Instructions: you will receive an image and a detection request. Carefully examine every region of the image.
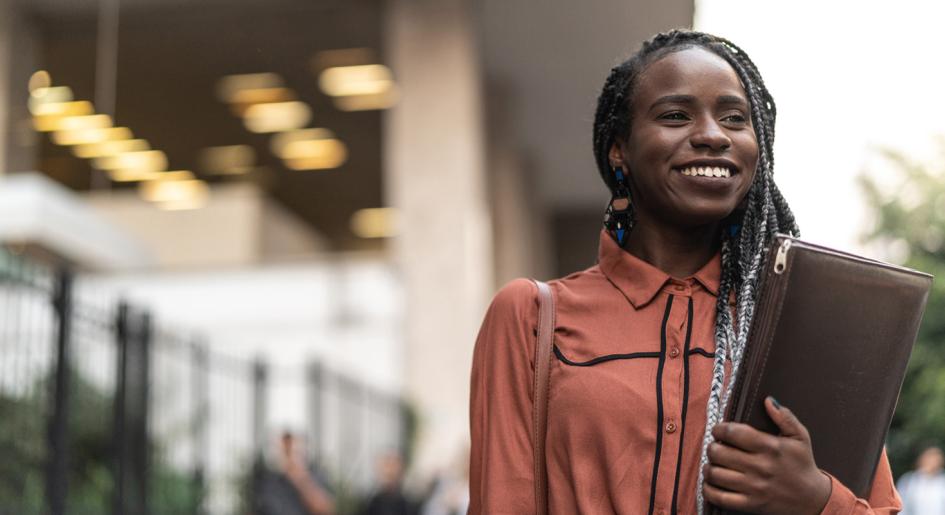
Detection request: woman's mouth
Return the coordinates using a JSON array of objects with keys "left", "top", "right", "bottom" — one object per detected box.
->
[{"left": 674, "top": 166, "right": 733, "bottom": 178}]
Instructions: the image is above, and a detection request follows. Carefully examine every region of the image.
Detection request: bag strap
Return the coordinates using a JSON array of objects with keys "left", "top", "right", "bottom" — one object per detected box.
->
[{"left": 532, "top": 279, "right": 555, "bottom": 515}]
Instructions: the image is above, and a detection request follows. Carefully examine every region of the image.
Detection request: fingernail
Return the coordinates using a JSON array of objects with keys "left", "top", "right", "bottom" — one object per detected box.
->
[{"left": 769, "top": 396, "right": 782, "bottom": 410}]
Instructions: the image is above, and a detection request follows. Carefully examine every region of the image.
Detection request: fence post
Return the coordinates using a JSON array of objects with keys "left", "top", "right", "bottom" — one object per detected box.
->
[
  {"left": 191, "top": 342, "right": 209, "bottom": 515},
  {"left": 46, "top": 268, "right": 73, "bottom": 515},
  {"left": 113, "top": 305, "right": 151, "bottom": 515},
  {"left": 251, "top": 358, "right": 269, "bottom": 460},
  {"left": 306, "top": 360, "right": 323, "bottom": 461}
]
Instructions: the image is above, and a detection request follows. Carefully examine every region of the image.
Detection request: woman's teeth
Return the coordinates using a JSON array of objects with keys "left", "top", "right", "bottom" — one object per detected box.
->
[{"left": 678, "top": 166, "right": 732, "bottom": 178}]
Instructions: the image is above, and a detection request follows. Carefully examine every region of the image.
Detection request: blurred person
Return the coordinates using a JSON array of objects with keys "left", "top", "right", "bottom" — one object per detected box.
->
[
  {"left": 360, "top": 451, "right": 418, "bottom": 515},
  {"left": 897, "top": 446, "right": 945, "bottom": 515},
  {"left": 255, "top": 431, "right": 336, "bottom": 515},
  {"left": 469, "top": 30, "right": 902, "bottom": 514}
]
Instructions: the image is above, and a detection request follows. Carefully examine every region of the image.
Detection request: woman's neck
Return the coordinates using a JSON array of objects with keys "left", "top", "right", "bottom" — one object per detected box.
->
[{"left": 625, "top": 217, "right": 721, "bottom": 279}]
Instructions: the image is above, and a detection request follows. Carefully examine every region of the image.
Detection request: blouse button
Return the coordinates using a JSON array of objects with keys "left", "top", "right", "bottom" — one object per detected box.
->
[
  {"left": 669, "top": 347, "right": 680, "bottom": 358},
  {"left": 665, "top": 421, "right": 677, "bottom": 434},
  {"left": 673, "top": 284, "right": 685, "bottom": 292}
]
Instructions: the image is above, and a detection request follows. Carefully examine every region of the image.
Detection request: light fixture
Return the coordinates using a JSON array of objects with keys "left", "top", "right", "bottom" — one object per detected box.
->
[
  {"left": 350, "top": 207, "right": 401, "bottom": 239},
  {"left": 333, "top": 88, "right": 400, "bottom": 112},
  {"left": 73, "top": 139, "right": 150, "bottom": 159},
  {"left": 28, "top": 86, "right": 74, "bottom": 114},
  {"left": 139, "top": 176, "right": 209, "bottom": 210},
  {"left": 318, "top": 64, "right": 393, "bottom": 97},
  {"left": 270, "top": 128, "right": 335, "bottom": 156},
  {"left": 28, "top": 70, "right": 52, "bottom": 93},
  {"left": 38, "top": 113, "right": 112, "bottom": 133},
  {"left": 94, "top": 150, "right": 168, "bottom": 173},
  {"left": 282, "top": 139, "right": 348, "bottom": 170},
  {"left": 242, "top": 101, "right": 312, "bottom": 133},
  {"left": 216, "top": 73, "right": 284, "bottom": 103},
  {"left": 31, "top": 100, "right": 94, "bottom": 118},
  {"left": 52, "top": 126, "right": 133, "bottom": 146}
]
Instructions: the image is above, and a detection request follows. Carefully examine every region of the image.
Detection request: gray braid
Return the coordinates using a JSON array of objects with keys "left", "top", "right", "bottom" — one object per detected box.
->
[{"left": 591, "top": 30, "right": 800, "bottom": 513}]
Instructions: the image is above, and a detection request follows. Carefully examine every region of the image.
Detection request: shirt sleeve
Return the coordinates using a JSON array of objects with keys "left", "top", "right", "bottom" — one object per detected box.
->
[
  {"left": 819, "top": 448, "right": 903, "bottom": 515},
  {"left": 468, "top": 279, "right": 540, "bottom": 515}
]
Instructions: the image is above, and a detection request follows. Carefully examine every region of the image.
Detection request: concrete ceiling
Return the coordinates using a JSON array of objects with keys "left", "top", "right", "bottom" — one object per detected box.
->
[{"left": 478, "top": 0, "right": 694, "bottom": 210}]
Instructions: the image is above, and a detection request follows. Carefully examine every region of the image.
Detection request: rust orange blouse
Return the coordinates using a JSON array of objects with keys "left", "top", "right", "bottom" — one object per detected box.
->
[{"left": 469, "top": 230, "right": 902, "bottom": 514}]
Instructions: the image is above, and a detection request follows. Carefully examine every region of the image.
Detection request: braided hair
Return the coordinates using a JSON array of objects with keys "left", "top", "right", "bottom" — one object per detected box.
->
[{"left": 592, "top": 29, "right": 800, "bottom": 512}]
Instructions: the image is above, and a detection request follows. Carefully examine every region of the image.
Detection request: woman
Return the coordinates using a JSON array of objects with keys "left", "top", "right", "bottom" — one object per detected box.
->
[{"left": 468, "top": 30, "right": 902, "bottom": 514}]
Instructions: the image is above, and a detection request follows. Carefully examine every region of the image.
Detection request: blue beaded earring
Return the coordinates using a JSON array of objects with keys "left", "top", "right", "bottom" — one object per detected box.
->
[{"left": 603, "top": 166, "right": 632, "bottom": 248}]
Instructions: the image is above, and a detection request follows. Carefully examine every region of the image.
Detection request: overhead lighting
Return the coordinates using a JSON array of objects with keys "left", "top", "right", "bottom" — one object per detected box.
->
[
  {"left": 311, "top": 48, "right": 377, "bottom": 71},
  {"left": 28, "top": 70, "right": 52, "bottom": 93},
  {"left": 270, "top": 128, "right": 335, "bottom": 156},
  {"left": 271, "top": 129, "right": 347, "bottom": 170},
  {"left": 94, "top": 150, "right": 168, "bottom": 174},
  {"left": 333, "top": 88, "right": 400, "bottom": 111},
  {"left": 350, "top": 207, "right": 401, "bottom": 239},
  {"left": 52, "top": 126, "right": 132, "bottom": 146},
  {"left": 242, "top": 101, "right": 311, "bottom": 133},
  {"left": 28, "top": 86, "right": 74, "bottom": 114},
  {"left": 32, "top": 100, "right": 94, "bottom": 118},
  {"left": 216, "top": 73, "right": 284, "bottom": 103},
  {"left": 318, "top": 64, "right": 394, "bottom": 97},
  {"left": 197, "top": 145, "right": 256, "bottom": 175},
  {"left": 228, "top": 87, "right": 297, "bottom": 116},
  {"left": 115, "top": 169, "right": 195, "bottom": 184},
  {"left": 139, "top": 177, "right": 209, "bottom": 210},
  {"left": 37, "top": 113, "right": 112, "bottom": 133},
  {"left": 73, "top": 138, "right": 150, "bottom": 159}
]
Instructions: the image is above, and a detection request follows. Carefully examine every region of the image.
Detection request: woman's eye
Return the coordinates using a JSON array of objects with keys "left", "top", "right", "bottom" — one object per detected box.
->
[
  {"left": 659, "top": 111, "right": 689, "bottom": 121},
  {"left": 722, "top": 113, "right": 748, "bottom": 124}
]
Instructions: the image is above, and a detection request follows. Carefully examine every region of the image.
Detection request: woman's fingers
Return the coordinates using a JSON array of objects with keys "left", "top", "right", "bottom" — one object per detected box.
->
[
  {"left": 706, "top": 441, "right": 764, "bottom": 475},
  {"left": 702, "top": 482, "right": 751, "bottom": 512},
  {"left": 703, "top": 463, "right": 754, "bottom": 493},
  {"left": 712, "top": 421, "right": 781, "bottom": 454}
]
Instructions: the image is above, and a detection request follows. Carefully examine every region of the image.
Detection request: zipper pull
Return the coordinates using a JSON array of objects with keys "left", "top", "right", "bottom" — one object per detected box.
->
[{"left": 774, "top": 239, "right": 792, "bottom": 274}]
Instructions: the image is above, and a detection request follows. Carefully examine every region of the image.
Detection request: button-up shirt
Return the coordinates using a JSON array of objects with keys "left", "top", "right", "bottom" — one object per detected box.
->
[{"left": 469, "top": 230, "right": 902, "bottom": 514}]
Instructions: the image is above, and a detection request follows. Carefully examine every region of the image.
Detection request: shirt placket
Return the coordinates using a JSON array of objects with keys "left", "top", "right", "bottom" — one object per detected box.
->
[{"left": 652, "top": 281, "right": 693, "bottom": 515}]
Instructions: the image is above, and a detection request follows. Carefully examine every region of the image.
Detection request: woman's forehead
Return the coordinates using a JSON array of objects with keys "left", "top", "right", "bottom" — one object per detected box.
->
[{"left": 633, "top": 47, "right": 747, "bottom": 108}]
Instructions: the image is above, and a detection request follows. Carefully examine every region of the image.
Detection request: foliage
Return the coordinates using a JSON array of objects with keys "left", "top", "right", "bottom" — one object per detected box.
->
[
  {"left": 859, "top": 143, "right": 945, "bottom": 478},
  {"left": 0, "top": 370, "right": 200, "bottom": 514}
]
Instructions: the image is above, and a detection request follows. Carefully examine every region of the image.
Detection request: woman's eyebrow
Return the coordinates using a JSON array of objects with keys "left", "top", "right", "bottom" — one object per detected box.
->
[
  {"left": 717, "top": 95, "right": 748, "bottom": 107},
  {"left": 650, "top": 94, "right": 696, "bottom": 109}
]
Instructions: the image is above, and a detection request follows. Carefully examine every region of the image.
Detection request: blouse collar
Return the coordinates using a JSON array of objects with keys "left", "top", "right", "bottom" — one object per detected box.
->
[{"left": 597, "top": 229, "right": 721, "bottom": 309}]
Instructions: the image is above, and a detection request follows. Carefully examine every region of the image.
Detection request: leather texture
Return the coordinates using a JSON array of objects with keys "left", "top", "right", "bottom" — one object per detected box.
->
[
  {"left": 532, "top": 279, "right": 555, "bottom": 515},
  {"left": 715, "top": 236, "right": 932, "bottom": 514}
]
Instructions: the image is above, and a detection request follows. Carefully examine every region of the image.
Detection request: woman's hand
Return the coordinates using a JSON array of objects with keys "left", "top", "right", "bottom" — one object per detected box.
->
[{"left": 703, "top": 396, "right": 832, "bottom": 515}]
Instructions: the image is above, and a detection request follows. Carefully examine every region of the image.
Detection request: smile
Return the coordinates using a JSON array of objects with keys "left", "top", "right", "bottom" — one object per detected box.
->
[{"left": 675, "top": 166, "right": 732, "bottom": 178}]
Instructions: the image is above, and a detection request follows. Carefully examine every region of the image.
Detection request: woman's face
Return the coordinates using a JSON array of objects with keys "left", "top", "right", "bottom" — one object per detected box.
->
[{"left": 611, "top": 47, "right": 758, "bottom": 229}]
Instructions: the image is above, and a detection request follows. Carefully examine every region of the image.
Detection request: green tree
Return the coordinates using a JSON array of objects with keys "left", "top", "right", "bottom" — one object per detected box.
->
[{"left": 860, "top": 143, "right": 945, "bottom": 478}]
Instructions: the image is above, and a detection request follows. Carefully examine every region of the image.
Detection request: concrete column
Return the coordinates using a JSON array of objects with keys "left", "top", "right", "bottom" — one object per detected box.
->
[
  {"left": 0, "top": 0, "right": 12, "bottom": 174},
  {"left": 384, "top": 0, "right": 492, "bottom": 476}
]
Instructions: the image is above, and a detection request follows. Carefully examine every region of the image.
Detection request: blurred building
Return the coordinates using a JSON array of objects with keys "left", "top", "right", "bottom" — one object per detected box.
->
[{"left": 0, "top": 0, "right": 693, "bottom": 503}]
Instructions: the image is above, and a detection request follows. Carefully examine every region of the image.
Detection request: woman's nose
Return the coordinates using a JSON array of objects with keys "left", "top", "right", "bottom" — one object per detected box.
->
[{"left": 689, "top": 118, "right": 732, "bottom": 151}]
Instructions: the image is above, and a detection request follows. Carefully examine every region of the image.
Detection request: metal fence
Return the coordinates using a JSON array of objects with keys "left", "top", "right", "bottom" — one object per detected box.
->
[{"left": 0, "top": 246, "right": 406, "bottom": 515}]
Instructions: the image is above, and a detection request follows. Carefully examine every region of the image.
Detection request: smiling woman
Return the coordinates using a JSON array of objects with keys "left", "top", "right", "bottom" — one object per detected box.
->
[{"left": 469, "top": 30, "right": 903, "bottom": 515}]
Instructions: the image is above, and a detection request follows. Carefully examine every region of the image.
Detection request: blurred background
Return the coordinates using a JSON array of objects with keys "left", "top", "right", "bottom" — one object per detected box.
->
[{"left": 0, "top": 0, "right": 944, "bottom": 513}]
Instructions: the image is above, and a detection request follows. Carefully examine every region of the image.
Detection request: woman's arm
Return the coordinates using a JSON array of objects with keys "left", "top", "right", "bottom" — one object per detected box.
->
[{"left": 469, "top": 279, "right": 540, "bottom": 515}]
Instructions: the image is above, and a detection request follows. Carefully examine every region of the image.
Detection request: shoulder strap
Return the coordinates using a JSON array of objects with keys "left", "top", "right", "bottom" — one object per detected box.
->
[{"left": 532, "top": 279, "right": 555, "bottom": 515}]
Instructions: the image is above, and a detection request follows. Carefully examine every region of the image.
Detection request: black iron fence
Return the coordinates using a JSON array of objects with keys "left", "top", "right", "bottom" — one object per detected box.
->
[{"left": 0, "top": 246, "right": 407, "bottom": 515}]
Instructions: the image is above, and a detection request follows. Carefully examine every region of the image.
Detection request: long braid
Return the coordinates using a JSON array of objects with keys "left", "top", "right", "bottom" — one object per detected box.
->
[{"left": 591, "top": 29, "right": 800, "bottom": 513}]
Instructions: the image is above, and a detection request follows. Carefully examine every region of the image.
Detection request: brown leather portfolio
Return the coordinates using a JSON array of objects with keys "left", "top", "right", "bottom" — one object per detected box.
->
[{"left": 715, "top": 235, "right": 932, "bottom": 512}]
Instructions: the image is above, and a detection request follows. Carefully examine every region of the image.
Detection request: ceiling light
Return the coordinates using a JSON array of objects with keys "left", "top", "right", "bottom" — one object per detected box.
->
[
  {"left": 216, "top": 73, "right": 284, "bottom": 103},
  {"left": 52, "top": 126, "right": 132, "bottom": 146},
  {"left": 73, "top": 139, "right": 150, "bottom": 159},
  {"left": 28, "top": 86, "right": 74, "bottom": 114},
  {"left": 350, "top": 207, "right": 401, "bottom": 239},
  {"left": 94, "top": 150, "right": 167, "bottom": 173},
  {"left": 228, "top": 87, "right": 297, "bottom": 116},
  {"left": 332, "top": 88, "right": 400, "bottom": 111},
  {"left": 28, "top": 70, "right": 52, "bottom": 93},
  {"left": 270, "top": 128, "right": 335, "bottom": 156},
  {"left": 318, "top": 64, "right": 393, "bottom": 97},
  {"left": 37, "top": 113, "right": 112, "bottom": 133},
  {"left": 32, "top": 100, "right": 93, "bottom": 118},
  {"left": 139, "top": 177, "right": 209, "bottom": 208},
  {"left": 115, "top": 169, "right": 195, "bottom": 184},
  {"left": 242, "top": 101, "right": 311, "bottom": 133}
]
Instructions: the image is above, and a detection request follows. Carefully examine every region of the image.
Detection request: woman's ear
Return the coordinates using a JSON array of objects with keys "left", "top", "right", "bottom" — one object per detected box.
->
[{"left": 608, "top": 142, "right": 626, "bottom": 170}]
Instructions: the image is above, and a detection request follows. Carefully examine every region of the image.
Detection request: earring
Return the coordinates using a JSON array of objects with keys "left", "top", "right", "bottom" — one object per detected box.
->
[{"left": 603, "top": 166, "right": 632, "bottom": 248}]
